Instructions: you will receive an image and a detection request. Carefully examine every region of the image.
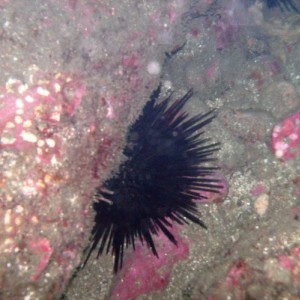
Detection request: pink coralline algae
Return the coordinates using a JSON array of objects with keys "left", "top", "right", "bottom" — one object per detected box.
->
[
  {"left": 29, "top": 238, "right": 53, "bottom": 281},
  {"left": 193, "top": 172, "right": 228, "bottom": 204},
  {"left": 250, "top": 182, "right": 267, "bottom": 197},
  {"left": 272, "top": 111, "right": 300, "bottom": 160},
  {"left": 205, "top": 248, "right": 300, "bottom": 299},
  {"left": 0, "top": 71, "right": 86, "bottom": 297},
  {"left": 0, "top": 72, "right": 85, "bottom": 155},
  {"left": 278, "top": 246, "right": 300, "bottom": 283},
  {"left": 214, "top": 15, "right": 239, "bottom": 50},
  {"left": 206, "top": 260, "right": 254, "bottom": 300},
  {"left": 111, "top": 224, "right": 189, "bottom": 300},
  {"left": 0, "top": 71, "right": 85, "bottom": 200},
  {"left": 225, "top": 260, "right": 252, "bottom": 288},
  {"left": 0, "top": 0, "right": 199, "bottom": 298},
  {"left": 213, "top": 0, "right": 244, "bottom": 50}
]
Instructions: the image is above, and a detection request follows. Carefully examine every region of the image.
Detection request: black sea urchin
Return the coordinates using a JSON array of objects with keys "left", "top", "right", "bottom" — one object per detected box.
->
[
  {"left": 85, "top": 88, "right": 222, "bottom": 272},
  {"left": 266, "top": 0, "right": 299, "bottom": 12}
]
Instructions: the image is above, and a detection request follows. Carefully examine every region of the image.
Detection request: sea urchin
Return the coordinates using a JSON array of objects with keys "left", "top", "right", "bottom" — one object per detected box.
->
[
  {"left": 266, "top": 0, "right": 299, "bottom": 12},
  {"left": 85, "top": 87, "right": 222, "bottom": 272}
]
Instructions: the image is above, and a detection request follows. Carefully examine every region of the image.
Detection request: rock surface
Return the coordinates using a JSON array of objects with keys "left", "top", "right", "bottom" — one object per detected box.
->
[
  {"left": 1, "top": 0, "right": 300, "bottom": 300},
  {"left": 0, "top": 0, "right": 185, "bottom": 299}
]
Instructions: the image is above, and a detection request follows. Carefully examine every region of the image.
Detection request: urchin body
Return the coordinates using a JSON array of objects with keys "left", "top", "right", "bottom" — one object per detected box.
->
[{"left": 85, "top": 88, "right": 222, "bottom": 272}]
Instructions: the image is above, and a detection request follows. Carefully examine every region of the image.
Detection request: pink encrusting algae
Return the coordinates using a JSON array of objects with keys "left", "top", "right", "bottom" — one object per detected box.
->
[
  {"left": 0, "top": 70, "right": 88, "bottom": 297},
  {"left": 0, "top": 0, "right": 197, "bottom": 298},
  {"left": 278, "top": 246, "right": 300, "bottom": 283},
  {"left": 225, "top": 260, "right": 252, "bottom": 288},
  {"left": 29, "top": 237, "right": 53, "bottom": 281},
  {"left": 0, "top": 72, "right": 85, "bottom": 157},
  {"left": 111, "top": 224, "right": 189, "bottom": 300},
  {"left": 272, "top": 111, "right": 300, "bottom": 160},
  {"left": 0, "top": 72, "right": 86, "bottom": 198},
  {"left": 3, "top": 0, "right": 300, "bottom": 298},
  {"left": 109, "top": 173, "right": 227, "bottom": 300},
  {"left": 214, "top": 0, "right": 244, "bottom": 50},
  {"left": 193, "top": 172, "right": 229, "bottom": 204},
  {"left": 250, "top": 182, "right": 267, "bottom": 197}
]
